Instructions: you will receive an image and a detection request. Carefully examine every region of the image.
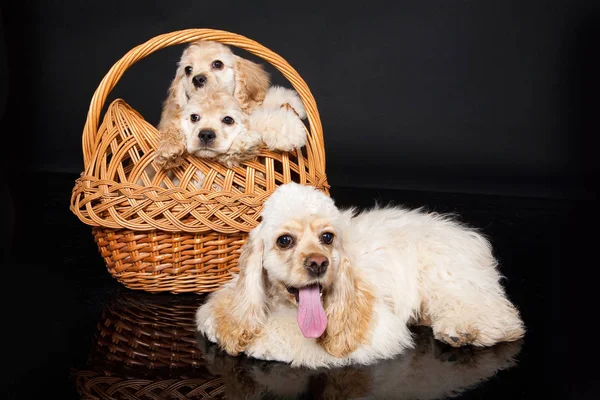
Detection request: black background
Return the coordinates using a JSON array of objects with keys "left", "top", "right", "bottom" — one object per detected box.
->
[
  {"left": 1, "top": 1, "right": 598, "bottom": 398},
  {"left": 1, "top": 0, "right": 598, "bottom": 199}
]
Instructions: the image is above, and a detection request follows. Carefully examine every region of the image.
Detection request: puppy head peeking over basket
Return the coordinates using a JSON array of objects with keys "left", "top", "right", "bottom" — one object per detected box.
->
[
  {"left": 177, "top": 86, "right": 262, "bottom": 167},
  {"left": 161, "top": 40, "right": 270, "bottom": 119},
  {"left": 154, "top": 40, "right": 308, "bottom": 170},
  {"left": 158, "top": 83, "right": 307, "bottom": 171},
  {"left": 155, "top": 40, "right": 270, "bottom": 169}
]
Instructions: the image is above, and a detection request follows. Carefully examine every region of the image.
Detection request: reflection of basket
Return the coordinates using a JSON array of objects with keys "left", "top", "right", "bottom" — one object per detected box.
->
[
  {"left": 70, "top": 29, "right": 329, "bottom": 294},
  {"left": 75, "top": 372, "right": 224, "bottom": 399},
  {"left": 74, "top": 290, "right": 226, "bottom": 399}
]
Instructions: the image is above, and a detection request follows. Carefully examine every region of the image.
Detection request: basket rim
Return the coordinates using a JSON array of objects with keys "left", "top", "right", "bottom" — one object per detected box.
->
[{"left": 81, "top": 28, "right": 326, "bottom": 173}]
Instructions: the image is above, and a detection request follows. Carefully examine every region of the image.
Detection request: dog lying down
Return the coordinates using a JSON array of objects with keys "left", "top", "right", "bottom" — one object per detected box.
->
[{"left": 196, "top": 183, "right": 525, "bottom": 368}]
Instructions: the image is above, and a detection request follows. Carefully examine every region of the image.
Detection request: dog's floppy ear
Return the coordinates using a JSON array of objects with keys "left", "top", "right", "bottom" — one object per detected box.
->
[
  {"left": 213, "top": 223, "right": 268, "bottom": 355},
  {"left": 233, "top": 56, "right": 270, "bottom": 112},
  {"left": 319, "top": 257, "right": 375, "bottom": 358},
  {"left": 158, "top": 72, "right": 187, "bottom": 132}
]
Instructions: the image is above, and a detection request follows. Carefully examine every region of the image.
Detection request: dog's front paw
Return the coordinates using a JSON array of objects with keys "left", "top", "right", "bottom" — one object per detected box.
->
[
  {"left": 196, "top": 304, "right": 218, "bottom": 343},
  {"left": 262, "top": 111, "right": 307, "bottom": 152},
  {"left": 155, "top": 141, "right": 186, "bottom": 169},
  {"left": 433, "top": 321, "right": 479, "bottom": 348}
]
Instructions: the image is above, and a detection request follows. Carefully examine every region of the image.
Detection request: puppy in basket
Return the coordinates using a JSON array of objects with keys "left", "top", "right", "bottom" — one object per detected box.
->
[
  {"left": 160, "top": 40, "right": 270, "bottom": 124},
  {"left": 196, "top": 183, "right": 525, "bottom": 368},
  {"left": 161, "top": 82, "right": 307, "bottom": 168},
  {"left": 145, "top": 83, "right": 307, "bottom": 190},
  {"left": 155, "top": 40, "right": 306, "bottom": 169}
]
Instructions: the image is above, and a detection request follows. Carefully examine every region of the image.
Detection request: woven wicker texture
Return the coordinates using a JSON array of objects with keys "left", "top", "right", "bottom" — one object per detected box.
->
[
  {"left": 73, "top": 291, "right": 226, "bottom": 399},
  {"left": 70, "top": 29, "right": 329, "bottom": 293},
  {"left": 75, "top": 372, "right": 225, "bottom": 400}
]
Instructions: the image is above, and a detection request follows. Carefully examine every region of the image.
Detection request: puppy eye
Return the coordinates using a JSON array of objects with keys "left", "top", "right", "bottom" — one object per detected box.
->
[
  {"left": 212, "top": 60, "right": 224, "bottom": 70},
  {"left": 321, "top": 232, "right": 334, "bottom": 245},
  {"left": 190, "top": 114, "right": 200, "bottom": 123},
  {"left": 276, "top": 235, "right": 294, "bottom": 249},
  {"left": 184, "top": 66, "right": 193, "bottom": 76},
  {"left": 222, "top": 116, "right": 234, "bottom": 125}
]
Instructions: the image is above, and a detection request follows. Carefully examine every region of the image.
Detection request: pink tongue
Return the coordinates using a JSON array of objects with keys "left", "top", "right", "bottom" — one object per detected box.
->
[{"left": 297, "top": 284, "right": 327, "bottom": 338}]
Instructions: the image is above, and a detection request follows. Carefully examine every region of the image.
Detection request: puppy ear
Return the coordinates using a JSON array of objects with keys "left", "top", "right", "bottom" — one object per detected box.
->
[
  {"left": 158, "top": 72, "right": 187, "bottom": 131},
  {"left": 319, "top": 258, "right": 375, "bottom": 358},
  {"left": 213, "top": 224, "right": 268, "bottom": 355},
  {"left": 233, "top": 56, "right": 270, "bottom": 112}
]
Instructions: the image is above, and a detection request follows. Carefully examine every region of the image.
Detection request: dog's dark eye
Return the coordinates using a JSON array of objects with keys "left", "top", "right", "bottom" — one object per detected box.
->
[
  {"left": 212, "top": 60, "right": 224, "bottom": 70},
  {"left": 222, "top": 116, "right": 234, "bottom": 125},
  {"left": 184, "top": 66, "right": 193, "bottom": 76},
  {"left": 276, "top": 235, "right": 294, "bottom": 249},
  {"left": 190, "top": 114, "right": 200, "bottom": 123},
  {"left": 321, "top": 232, "right": 334, "bottom": 245}
]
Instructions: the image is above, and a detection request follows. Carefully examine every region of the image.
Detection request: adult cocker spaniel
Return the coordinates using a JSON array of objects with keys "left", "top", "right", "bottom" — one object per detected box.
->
[{"left": 196, "top": 183, "right": 525, "bottom": 368}]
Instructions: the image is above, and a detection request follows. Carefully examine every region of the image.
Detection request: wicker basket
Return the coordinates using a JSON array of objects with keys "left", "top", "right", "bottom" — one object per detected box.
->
[{"left": 70, "top": 29, "right": 329, "bottom": 294}]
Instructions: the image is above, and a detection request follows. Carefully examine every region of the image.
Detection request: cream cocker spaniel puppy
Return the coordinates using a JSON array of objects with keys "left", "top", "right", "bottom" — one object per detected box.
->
[
  {"left": 196, "top": 183, "right": 525, "bottom": 368},
  {"left": 144, "top": 86, "right": 307, "bottom": 191},
  {"left": 155, "top": 40, "right": 270, "bottom": 169},
  {"left": 161, "top": 83, "right": 307, "bottom": 169}
]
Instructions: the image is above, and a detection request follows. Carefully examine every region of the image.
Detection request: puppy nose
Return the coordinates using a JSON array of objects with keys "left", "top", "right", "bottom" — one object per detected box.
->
[
  {"left": 198, "top": 129, "right": 216, "bottom": 144},
  {"left": 192, "top": 74, "right": 207, "bottom": 88},
  {"left": 304, "top": 254, "right": 329, "bottom": 277}
]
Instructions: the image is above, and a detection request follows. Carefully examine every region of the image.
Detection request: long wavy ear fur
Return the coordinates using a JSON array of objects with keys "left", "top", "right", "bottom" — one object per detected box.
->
[
  {"left": 154, "top": 72, "right": 188, "bottom": 169},
  {"left": 212, "top": 224, "right": 268, "bottom": 355},
  {"left": 319, "top": 257, "right": 375, "bottom": 358},
  {"left": 158, "top": 72, "right": 187, "bottom": 131},
  {"left": 233, "top": 56, "right": 270, "bottom": 112}
]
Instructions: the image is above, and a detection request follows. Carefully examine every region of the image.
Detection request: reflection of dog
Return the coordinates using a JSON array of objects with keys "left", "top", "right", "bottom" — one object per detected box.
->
[
  {"left": 196, "top": 183, "right": 525, "bottom": 368},
  {"left": 155, "top": 40, "right": 270, "bottom": 169},
  {"left": 198, "top": 326, "right": 523, "bottom": 399},
  {"left": 156, "top": 84, "right": 307, "bottom": 170}
]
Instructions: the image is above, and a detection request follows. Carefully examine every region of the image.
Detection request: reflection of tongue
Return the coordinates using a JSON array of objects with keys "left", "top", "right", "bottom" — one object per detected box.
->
[{"left": 297, "top": 284, "right": 327, "bottom": 338}]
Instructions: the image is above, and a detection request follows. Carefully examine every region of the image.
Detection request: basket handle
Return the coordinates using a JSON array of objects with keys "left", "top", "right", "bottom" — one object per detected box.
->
[{"left": 81, "top": 28, "right": 325, "bottom": 170}]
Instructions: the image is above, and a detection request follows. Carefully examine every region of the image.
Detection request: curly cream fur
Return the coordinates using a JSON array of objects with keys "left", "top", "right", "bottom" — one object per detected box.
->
[
  {"left": 156, "top": 85, "right": 307, "bottom": 170},
  {"left": 197, "top": 226, "right": 268, "bottom": 355},
  {"left": 197, "top": 183, "right": 525, "bottom": 368},
  {"left": 155, "top": 41, "right": 269, "bottom": 169}
]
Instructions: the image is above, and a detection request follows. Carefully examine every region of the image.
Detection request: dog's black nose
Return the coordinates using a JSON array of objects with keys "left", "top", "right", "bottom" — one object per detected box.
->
[
  {"left": 304, "top": 254, "right": 329, "bottom": 277},
  {"left": 198, "top": 129, "right": 216, "bottom": 144},
  {"left": 192, "top": 74, "right": 207, "bottom": 88}
]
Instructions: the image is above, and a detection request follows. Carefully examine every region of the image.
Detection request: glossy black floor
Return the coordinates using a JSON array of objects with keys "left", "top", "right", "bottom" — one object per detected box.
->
[{"left": 2, "top": 172, "right": 593, "bottom": 399}]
